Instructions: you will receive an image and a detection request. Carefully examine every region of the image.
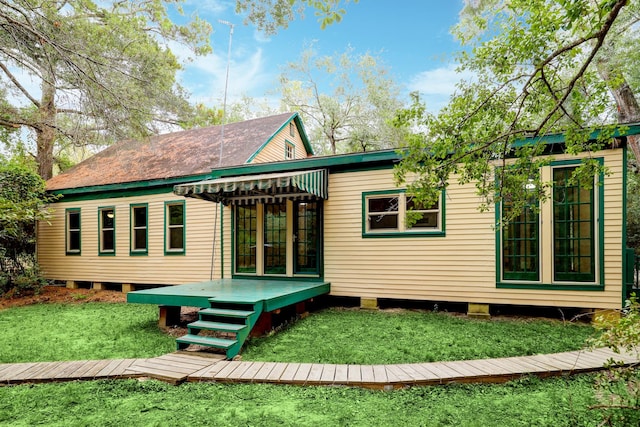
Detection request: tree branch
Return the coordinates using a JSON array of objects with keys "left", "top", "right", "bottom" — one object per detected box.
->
[{"left": 0, "top": 61, "right": 40, "bottom": 107}]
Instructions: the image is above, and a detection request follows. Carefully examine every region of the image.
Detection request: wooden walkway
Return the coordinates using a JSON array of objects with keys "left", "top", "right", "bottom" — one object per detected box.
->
[{"left": 1, "top": 347, "right": 638, "bottom": 389}]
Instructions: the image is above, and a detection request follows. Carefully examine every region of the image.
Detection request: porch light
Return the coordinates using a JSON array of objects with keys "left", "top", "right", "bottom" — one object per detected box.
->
[{"left": 525, "top": 179, "right": 536, "bottom": 191}]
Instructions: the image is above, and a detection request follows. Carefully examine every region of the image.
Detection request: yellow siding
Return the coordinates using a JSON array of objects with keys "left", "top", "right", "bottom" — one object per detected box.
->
[
  {"left": 250, "top": 124, "right": 309, "bottom": 163},
  {"left": 37, "top": 192, "right": 225, "bottom": 285},
  {"left": 324, "top": 148, "right": 625, "bottom": 310}
]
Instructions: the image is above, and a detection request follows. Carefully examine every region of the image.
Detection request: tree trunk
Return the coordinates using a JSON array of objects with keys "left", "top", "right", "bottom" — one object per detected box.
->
[
  {"left": 597, "top": 62, "right": 640, "bottom": 161},
  {"left": 36, "top": 77, "right": 56, "bottom": 180}
]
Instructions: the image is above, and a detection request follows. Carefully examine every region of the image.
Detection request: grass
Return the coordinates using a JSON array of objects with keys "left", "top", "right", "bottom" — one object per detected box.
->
[
  {"left": 0, "top": 376, "right": 601, "bottom": 426},
  {"left": 242, "top": 307, "right": 595, "bottom": 364},
  {"left": 0, "top": 302, "right": 607, "bottom": 425},
  {"left": 0, "top": 303, "right": 174, "bottom": 363}
]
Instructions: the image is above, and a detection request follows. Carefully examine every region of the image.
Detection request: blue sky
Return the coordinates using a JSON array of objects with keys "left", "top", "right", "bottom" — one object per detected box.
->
[{"left": 176, "top": 1, "right": 468, "bottom": 112}]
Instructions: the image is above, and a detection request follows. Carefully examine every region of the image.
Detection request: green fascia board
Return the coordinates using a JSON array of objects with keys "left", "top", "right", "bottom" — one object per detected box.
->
[
  {"left": 246, "top": 113, "right": 315, "bottom": 163},
  {"left": 510, "top": 122, "right": 640, "bottom": 148},
  {"left": 262, "top": 282, "right": 330, "bottom": 312},
  {"left": 212, "top": 149, "right": 402, "bottom": 179},
  {"left": 50, "top": 172, "right": 212, "bottom": 200},
  {"left": 127, "top": 293, "right": 213, "bottom": 308}
]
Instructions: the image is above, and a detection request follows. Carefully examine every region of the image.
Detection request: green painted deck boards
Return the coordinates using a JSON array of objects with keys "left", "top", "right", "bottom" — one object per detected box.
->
[{"left": 126, "top": 279, "right": 330, "bottom": 310}]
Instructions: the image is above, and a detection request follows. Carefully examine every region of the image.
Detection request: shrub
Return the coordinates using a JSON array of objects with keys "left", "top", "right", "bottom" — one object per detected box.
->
[
  {"left": 589, "top": 295, "right": 640, "bottom": 426},
  {"left": 0, "top": 156, "right": 54, "bottom": 297}
]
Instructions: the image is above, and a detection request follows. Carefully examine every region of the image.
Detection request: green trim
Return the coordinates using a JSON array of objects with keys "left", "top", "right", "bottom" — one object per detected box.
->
[
  {"left": 220, "top": 203, "right": 225, "bottom": 279},
  {"left": 98, "top": 206, "right": 116, "bottom": 256},
  {"left": 497, "top": 282, "right": 605, "bottom": 291},
  {"left": 130, "top": 203, "right": 149, "bottom": 256},
  {"left": 50, "top": 122, "right": 640, "bottom": 201},
  {"left": 495, "top": 158, "right": 606, "bottom": 289},
  {"left": 622, "top": 144, "right": 629, "bottom": 305},
  {"left": 293, "top": 201, "right": 322, "bottom": 275},
  {"left": 164, "top": 200, "right": 186, "bottom": 256},
  {"left": 246, "top": 113, "right": 314, "bottom": 163},
  {"left": 285, "top": 139, "right": 296, "bottom": 160},
  {"left": 59, "top": 186, "right": 172, "bottom": 203},
  {"left": 550, "top": 158, "right": 604, "bottom": 285},
  {"left": 499, "top": 199, "right": 540, "bottom": 281},
  {"left": 231, "top": 202, "right": 324, "bottom": 279},
  {"left": 65, "top": 208, "right": 81, "bottom": 256},
  {"left": 511, "top": 123, "right": 640, "bottom": 148},
  {"left": 50, "top": 172, "right": 211, "bottom": 198},
  {"left": 234, "top": 205, "right": 258, "bottom": 274},
  {"left": 230, "top": 274, "right": 322, "bottom": 282},
  {"left": 361, "top": 189, "right": 446, "bottom": 238},
  {"left": 213, "top": 149, "right": 402, "bottom": 179},
  {"left": 231, "top": 205, "right": 235, "bottom": 275}
]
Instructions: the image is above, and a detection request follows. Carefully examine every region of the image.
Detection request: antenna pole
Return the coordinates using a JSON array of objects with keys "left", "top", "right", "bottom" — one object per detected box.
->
[{"left": 217, "top": 19, "right": 234, "bottom": 167}]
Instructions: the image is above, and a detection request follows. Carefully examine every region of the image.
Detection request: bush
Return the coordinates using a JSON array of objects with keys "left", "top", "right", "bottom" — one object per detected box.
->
[
  {"left": 589, "top": 295, "right": 640, "bottom": 426},
  {"left": 0, "top": 156, "right": 54, "bottom": 297}
]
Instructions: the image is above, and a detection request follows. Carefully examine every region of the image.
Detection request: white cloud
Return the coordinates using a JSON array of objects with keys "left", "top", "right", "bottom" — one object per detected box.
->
[
  {"left": 179, "top": 46, "right": 274, "bottom": 106},
  {"left": 185, "top": 0, "right": 231, "bottom": 15},
  {"left": 407, "top": 64, "right": 476, "bottom": 112},
  {"left": 253, "top": 29, "right": 271, "bottom": 44}
]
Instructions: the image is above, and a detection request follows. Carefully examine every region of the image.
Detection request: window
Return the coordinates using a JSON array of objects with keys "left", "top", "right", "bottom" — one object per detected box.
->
[
  {"left": 264, "top": 203, "right": 287, "bottom": 274},
  {"left": 496, "top": 159, "right": 604, "bottom": 289},
  {"left": 289, "top": 122, "right": 295, "bottom": 137},
  {"left": 362, "top": 191, "right": 444, "bottom": 237},
  {"left": 165, "top": 201, "right": 185, "bottom": 254},
  {"left": 98, "top": 207, "right": 115, "bottom": 255},
  {"left": 406, "top": 197, "right": 440, "bottom": 229},
  {"left": 553, "top": 166, "right": 595, "bottom": 282},
  {"left": 65, "top": 208, "right": 81, "bottom": 255},
  {"left": 235, "top": 205, "right": 257, "bottom": 273},
  {"left": 130, "top": 204, "right": 148, "bottom": 255},
  {"left": 501, "top": 200, "right": 539, "bottom": 281},
  {"left": 285, "top": 141, "right": 295, "bottom": 160}
]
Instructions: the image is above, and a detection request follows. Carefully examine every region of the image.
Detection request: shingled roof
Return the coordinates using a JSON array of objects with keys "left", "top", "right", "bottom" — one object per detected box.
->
[{"left": 46, "top": 112, "right": 303, "bottom": 191}]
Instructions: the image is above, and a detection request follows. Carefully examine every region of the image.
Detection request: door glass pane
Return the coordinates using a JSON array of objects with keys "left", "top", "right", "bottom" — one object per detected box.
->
[
  {"left": 502, "top": 201, "right": 539, "bottom": 281},
  {"left": 264, "top": 203, "right": 287, "bottom": 275},
  {"left": 295, "top": 202, "right": 319, "bottom": 274},
  {"left": 553, "top": 167, "right": 595, "bottom": 282},
  {"left": 235, "top": 206, "right": 257, "bottom": 273}
]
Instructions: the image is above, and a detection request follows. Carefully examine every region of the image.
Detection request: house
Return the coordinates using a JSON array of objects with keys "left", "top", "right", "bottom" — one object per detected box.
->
[
  {"left": 38, "top": 112, "right": 314, "bottom": 291},
  {"left": 39, "top": 115, "right": 638, "bottom": 325}
]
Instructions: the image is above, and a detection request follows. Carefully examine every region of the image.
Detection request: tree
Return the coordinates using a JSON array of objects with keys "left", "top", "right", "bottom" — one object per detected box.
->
[
  {"left": 280, "top": 47, "right": 405, "bottom": 155},
  {"left": 0, "top": 0, "right": 211, "bottom": 179},
  {"left": 628, "top": 156, "right": 640, "bottom": 252},
  {"left": 0, "top": 154, "right": 54, "bottom": 295},
  {"left": 235, "top": 0, "right": 356, "bottom": 34},
  {"left": 394, "top": 0, "right": 640, "bottom": 214}
]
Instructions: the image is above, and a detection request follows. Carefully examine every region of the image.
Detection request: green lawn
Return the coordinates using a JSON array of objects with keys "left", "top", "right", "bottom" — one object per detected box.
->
[
  {"left": 0, "top": 376, "right": 600, "bottom": 426},
  {"left": 0, "top": 303, "right": 174, "bottom": 363},
  {"left": 242, "top": 307, "right": 595, "bottom": 364},
  {"left": 0, "top": 302, "right": 606, "bottom": 426}
]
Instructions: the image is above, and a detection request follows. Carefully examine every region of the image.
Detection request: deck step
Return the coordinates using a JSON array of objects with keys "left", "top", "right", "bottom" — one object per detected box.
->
[
  {"left": 199, "top": 308, "right": 255, "bottom": 318},
  {"left": 187, "top": 320, "right": 247, "bottom": 333},
  {"left": 176, "top": 334, "right": 237, "bottom": 350}
]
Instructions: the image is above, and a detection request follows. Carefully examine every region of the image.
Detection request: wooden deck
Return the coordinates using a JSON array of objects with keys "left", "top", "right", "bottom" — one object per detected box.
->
[
  {"left": 126, "top": 279, "right": 330, "bottom": 310},
  {"left": 1, "top": 347, "right": 637, "bottom": 389}
]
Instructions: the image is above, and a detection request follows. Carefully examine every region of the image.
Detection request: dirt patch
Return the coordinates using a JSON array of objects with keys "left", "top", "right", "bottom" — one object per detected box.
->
[{"left": 0, "top": 285, "right": 127, "bottom": 309}]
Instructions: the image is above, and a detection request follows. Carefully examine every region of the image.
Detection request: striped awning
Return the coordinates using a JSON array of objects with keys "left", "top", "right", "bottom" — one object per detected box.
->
[{"left": 173, "top": 169, "right": 328, "bottom": 205}]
